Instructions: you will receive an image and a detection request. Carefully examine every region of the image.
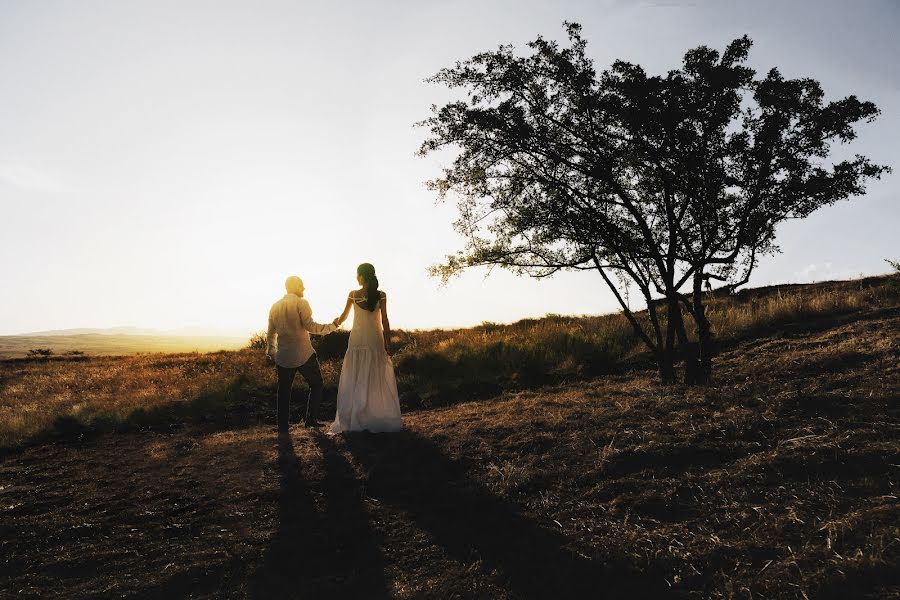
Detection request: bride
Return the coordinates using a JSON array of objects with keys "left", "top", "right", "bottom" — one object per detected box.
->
[{"left": 329, "top": 263, "right": 403, "bottom": 433}]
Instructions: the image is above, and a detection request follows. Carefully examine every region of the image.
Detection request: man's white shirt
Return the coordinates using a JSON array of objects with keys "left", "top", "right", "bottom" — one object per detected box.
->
[{"left": 266, "top": 293, "right": 337, "bottom": 368}]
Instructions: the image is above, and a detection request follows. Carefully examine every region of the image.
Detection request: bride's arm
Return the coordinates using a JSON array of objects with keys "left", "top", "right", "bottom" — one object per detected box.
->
[
  {"left": 380, "top": 292, "right": 392, "bottom": 354},
  {"left": 334, "top": 294, "right": 353, "bottom": 326}
]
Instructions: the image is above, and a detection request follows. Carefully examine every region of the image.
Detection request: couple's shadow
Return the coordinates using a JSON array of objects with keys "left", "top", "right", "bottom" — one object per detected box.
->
[
  {"left": 251, "top": 430, "right": 388, "bottom": 598},
  {"left": 253, "top": 429, "right": 665, "bottom": 599}
]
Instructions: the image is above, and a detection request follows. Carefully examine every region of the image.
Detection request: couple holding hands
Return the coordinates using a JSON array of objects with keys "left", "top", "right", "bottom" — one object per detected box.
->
[{"left": 265, "top": 263, "right": 402, "bottom": 434}]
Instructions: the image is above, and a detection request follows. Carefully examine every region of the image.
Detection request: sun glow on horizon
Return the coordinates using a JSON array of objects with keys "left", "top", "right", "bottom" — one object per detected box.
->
[{"left": 1, "top": 1, "right": 897, "bottom": 337}]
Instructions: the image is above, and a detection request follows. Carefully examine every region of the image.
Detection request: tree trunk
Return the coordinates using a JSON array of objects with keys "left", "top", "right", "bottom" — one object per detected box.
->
[
  {"left": 658, "top": 347, "right": 676, "bottom": 384},
  {"left": 667, "top": 294, "right": 698, "bottom": 385},
  {"left": 592, "top": 261, "right": 678, "bottom": 385},
  {"left": 648, "top": 292, "right": 679, "bottom": 384},
  {"left": 692, "top": 274, "right": 713, "bottom": 384}
]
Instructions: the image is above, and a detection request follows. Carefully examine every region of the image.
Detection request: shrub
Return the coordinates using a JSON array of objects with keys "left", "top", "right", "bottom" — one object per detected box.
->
[
  {"left": 247, "top": 331, "right": 267, "bottom": 350},
  {"left": 312, "top": 330, "right": 351, "bottom": 360}
]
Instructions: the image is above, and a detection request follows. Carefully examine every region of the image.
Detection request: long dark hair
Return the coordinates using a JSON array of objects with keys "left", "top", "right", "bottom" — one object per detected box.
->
[{"left": 357, "top": 263, "right": 380, "bottom": 311}]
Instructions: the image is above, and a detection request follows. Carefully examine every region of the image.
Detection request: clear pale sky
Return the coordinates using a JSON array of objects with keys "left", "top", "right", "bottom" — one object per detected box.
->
[{"left": 1, "top": 0, "right": 897, "bottom": 336}]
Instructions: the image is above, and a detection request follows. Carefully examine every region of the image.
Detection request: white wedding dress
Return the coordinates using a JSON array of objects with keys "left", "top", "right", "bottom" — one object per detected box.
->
[{"left": 330, "top": 294, "right": 403, "bottom": 433}]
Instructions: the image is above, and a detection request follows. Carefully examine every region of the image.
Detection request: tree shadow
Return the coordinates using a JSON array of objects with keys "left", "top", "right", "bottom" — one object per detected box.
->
[{"left": 344, "top": 429, "right": 671, "bottom": 599}]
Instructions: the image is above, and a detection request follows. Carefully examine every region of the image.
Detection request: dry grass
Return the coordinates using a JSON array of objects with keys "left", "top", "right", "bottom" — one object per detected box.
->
[
  {"left": 1, "top": 287, "right": 897, "bottom": 598},
  {"left": 0, "top": 352, "right": 273, "bottom": 448},
  {"left": 426, "top": 308, "right": 898, "bottom": 598},
  {"left": 706, "top": 277, "right": 898, "bottom": 340},
  {"left": 392, "top": 275, "right": 898, "bottom": 403},
  {"left": 1, "top": 275, "right": 896, "bottom": 450}
]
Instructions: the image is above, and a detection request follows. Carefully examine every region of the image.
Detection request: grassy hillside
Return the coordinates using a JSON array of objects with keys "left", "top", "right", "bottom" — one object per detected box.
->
[
  {"left": 0, "top": 275, "right": 898, "bottom": 598},
  {"left": 1, "top": 275, "right": 896, "bottom": 449}
]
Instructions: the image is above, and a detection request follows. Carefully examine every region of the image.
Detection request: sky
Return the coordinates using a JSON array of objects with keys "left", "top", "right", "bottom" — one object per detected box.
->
[{"left": 1, "top": 0, "right": 897, "bottom": 336}]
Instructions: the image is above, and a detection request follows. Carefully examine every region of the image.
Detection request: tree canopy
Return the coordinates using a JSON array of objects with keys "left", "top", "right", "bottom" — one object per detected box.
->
[{"left": 419, "top": 23, "right": 890, "bottom": 383}]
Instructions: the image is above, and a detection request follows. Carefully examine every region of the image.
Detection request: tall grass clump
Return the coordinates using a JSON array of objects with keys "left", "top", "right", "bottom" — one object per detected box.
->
[
  {"left": 247, "top": 331, "right": 267, "bottom": 350},
  {"left": 394, "top": 312, "right": 638, "bottom": 405},
  {"left": 389, "top": 275, "right": 898, "bottom": 406},
  {"left": 707, "top": 275, "right": 899, "bottom": 341},
  {"left": 0, "top": 352, "right": 276, "bottom": 449}
]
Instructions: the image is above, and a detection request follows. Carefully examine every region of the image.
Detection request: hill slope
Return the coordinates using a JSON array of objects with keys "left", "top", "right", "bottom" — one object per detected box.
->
[{"left": 0, "top": 277, "right": 898, "bottom": 598}]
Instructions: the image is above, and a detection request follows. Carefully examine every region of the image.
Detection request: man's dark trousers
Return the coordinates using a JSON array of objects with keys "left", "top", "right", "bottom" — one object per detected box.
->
[{"left": 276, "top": 353, "right": 324, "bottom": 430}]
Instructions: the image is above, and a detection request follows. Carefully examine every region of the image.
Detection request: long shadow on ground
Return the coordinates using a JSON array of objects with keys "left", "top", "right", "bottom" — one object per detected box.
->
[
  {"left": 250, "top": 432, "right": 388, "bottom": 599},
  {"left": 345, "top": 429, "right": 673, "bottom": 600}
]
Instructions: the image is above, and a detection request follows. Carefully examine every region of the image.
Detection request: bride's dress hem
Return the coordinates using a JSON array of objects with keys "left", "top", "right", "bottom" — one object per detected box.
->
[{"left": 327, "top": 423, "right": 404, "bottom": 435}]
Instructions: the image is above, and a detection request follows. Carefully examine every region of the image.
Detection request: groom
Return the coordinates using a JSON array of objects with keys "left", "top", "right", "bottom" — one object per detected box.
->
[{"left": 266, "top": 276, "right": 338, "bottom": 431}]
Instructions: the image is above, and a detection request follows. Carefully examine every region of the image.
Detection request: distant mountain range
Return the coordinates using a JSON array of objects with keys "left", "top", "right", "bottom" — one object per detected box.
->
[
  {"left": 0, "top": 327, "right": 253, "bottom": 358},
  {"left": 10, "top": 326, "right": 251, "bottom": 338}
]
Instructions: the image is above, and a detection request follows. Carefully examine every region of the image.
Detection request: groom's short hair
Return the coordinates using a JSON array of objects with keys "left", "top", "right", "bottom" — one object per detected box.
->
[{"left": 285, "top": 276, "right": 304, "bottom": 295}]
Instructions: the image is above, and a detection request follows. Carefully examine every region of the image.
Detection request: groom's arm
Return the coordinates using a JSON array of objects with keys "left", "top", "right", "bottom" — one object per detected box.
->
[
  {"left": 298, "top": 299, "right": 338, "bottom": 336},
  {"left": 265, "top": 309, "right": 277, "bottom": 359}
]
